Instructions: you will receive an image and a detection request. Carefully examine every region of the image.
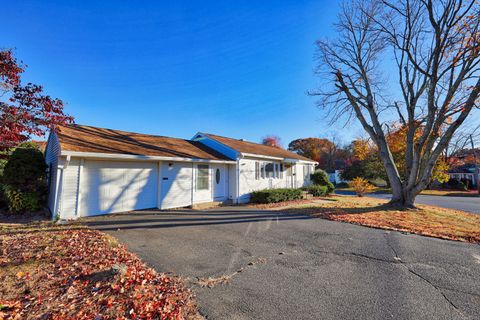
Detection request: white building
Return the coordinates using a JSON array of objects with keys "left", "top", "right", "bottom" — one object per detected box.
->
[{"left": 45, "top": 124, "right": 316, "bottom": 219}]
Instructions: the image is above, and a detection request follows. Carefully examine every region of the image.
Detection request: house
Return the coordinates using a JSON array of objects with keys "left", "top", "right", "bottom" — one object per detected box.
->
[
  {"left": 448, "top": 165, "right": 479, "bottom": 188},
  {"left": 327, "top": 170, "right": 347, "bottom": 185},
  {"left": 45, "top": 124, "right": 316, "bottom": 219}
]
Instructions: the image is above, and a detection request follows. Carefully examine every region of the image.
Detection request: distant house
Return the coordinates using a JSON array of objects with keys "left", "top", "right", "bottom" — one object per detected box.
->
[
  {"left": 328, "top": 170, "right": 348, "bottom": 185},
  {"left": 448, "top": 165, "right": 479, "bottom": 188},
  {"left": 45, "top": 124, "right": 316, "bottom": 219}
]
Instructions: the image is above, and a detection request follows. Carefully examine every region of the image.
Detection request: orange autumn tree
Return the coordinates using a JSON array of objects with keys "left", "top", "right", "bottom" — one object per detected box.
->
[
  {"left": 349, "top": 122, "right": 450, "bottom": 184},
  {"left": 288, "top": 137, "right": 345, "bottom": 171}
]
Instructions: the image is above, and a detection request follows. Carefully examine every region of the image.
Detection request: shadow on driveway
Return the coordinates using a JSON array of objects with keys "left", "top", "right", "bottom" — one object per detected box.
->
[{"left": 84, "top": 208, "right": 315, "bottom": 231}]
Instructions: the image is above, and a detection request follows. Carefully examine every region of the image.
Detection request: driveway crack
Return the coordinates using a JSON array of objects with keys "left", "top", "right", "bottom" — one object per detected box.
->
[
  {"left": 383, "top": 233, "right": 466, "bottom": 318},
  {"left": 406, "top": 268, "right": 461, "bottom": 310},
  {"left": 313, "top": 249, "right": 398, "bottom": 264}
]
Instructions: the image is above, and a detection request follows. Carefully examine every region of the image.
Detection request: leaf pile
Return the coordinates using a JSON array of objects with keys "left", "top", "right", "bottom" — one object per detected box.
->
[
  {"left": 0, "top": 228, "right": 197, "bottom": 319},
  {"left": 281, "top": 196, "right": 480, "bottom": 243}
]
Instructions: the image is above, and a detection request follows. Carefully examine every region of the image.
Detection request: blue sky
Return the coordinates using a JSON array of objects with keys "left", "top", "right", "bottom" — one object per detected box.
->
[{"left": 1, "top": 0, "right": 367, "bottom": 146}]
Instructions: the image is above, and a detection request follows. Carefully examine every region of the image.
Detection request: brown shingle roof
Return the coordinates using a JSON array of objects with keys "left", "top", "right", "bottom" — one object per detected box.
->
[
  {"left": 56, "top": 124, "right": 233, "bottom": 161},
  {"left": 201, "top": 133, "right": 315, "bottom": 162}
]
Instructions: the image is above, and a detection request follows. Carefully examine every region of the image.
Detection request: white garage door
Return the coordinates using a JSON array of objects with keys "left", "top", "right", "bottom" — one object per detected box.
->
[
  {"left": 159, "top": 162, "right": 193, "bottom": 209},
  {"left": 80, "top": 160, "right": 158, "bottom": 216}
]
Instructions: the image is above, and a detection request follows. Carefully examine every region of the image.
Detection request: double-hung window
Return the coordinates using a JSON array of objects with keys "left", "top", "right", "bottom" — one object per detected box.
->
[
  {"left": 265, "top": 163, "right": 274, "bottom": 178},
  {"left": 197, "top": 165, "right": 209, "bottom": 190}
]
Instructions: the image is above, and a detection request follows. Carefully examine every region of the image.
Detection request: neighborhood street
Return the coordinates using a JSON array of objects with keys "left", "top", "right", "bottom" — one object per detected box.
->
[
  {"left": 335, "top": 191, "right": 480, "bottom": 214},
  {"left": 86, "top": 207, "right": 480, "bottom": 320}
]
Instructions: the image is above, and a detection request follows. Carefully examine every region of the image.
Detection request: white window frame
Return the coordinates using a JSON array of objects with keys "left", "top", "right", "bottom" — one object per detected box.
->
[
  {"left": 197, "top": 164, "right": 209, "bottom": 190},
  {"left": 265, "top": 162, "right": 275, "bottom": 178}
]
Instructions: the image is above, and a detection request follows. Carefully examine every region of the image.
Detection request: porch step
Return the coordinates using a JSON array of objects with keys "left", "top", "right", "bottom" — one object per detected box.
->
[{"left": 191, "top": 201, "right": 224, "bottom": 210}]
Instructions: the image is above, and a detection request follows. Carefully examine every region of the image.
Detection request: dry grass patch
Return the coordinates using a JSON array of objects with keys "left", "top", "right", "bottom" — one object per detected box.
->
[
  {"left": 418, "top": 189, "right": 479, "bottom": 197},
  {"left": 281, "top": 196, "right": 480, "bottom": 243},
  {"left": 247, "top": 198, "right": 333, "bottom": 210},
  {"left": 0, "top": 224, "right": 198, "bottom": 319},
  {"left": 196, "top": 256, "right": 268, "bottom": 289}
]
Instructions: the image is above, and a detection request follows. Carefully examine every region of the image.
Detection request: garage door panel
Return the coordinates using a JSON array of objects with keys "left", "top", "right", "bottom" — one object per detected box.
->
[{"left": 80, "top": 161, "right": 158, "bottom": 216}]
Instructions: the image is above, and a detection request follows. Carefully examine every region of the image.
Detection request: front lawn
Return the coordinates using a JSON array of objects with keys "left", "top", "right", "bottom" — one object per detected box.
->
[
  {"left": 279, "top": 196, "right": 480, "bottom": 243},
  {"left": 336, "top": 186, "right": 479, "bottom": 197},
  {"left": 0, "top": 223, "right": 198, "bottom": 319}
]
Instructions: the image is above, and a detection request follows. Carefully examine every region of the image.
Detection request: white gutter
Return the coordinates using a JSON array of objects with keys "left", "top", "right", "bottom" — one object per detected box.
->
[
  {"left": 240, "top": 152, "right": 317, "bottom": 164},
  {"left": 240, "top": 152, "right": 284, "bottom": 161},
  {"left": 283, "top": 158, "right": 318, "bottom": 164},
  {"left": 60, "top": 150, "right": 236, "bottom": 164}
]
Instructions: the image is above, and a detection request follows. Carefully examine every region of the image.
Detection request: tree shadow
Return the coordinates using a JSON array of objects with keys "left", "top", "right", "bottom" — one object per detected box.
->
[
  {"left": 281, "top": 202, "right": 416, "bottom": 218},
  {"left": 84, "top": 209, "right": 314, "bottom": 231}
]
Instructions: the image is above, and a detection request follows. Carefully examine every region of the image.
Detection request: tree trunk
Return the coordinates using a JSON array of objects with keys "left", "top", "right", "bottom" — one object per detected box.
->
[
  {"left": 389, "top": 181, "right": 417, "bottom": 209},
  {"left": 389, "top": 186, "right": 417, "bottom": 208}
]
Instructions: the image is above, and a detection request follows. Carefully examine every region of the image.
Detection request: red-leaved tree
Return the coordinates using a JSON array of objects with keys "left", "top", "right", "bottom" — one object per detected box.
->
[
  {"left": 261, "top": 135, "right": 283, "bottom": 148},
  {"left": 0, "top": 49, "right": 73, "bottom": 150}
]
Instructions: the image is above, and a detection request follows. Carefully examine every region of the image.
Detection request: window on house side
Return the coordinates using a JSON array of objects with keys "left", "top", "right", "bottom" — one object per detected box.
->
[
  {"left": 265, "top": 163, "right": 274, "bottom": 178},
  {"left": 197, "top": 165, "right": 209, "bottom": 190},
  {"left": 279, "top": 164, "right": 284, "bottom": 179},
  {"left": 255, "top": 161, "right": 260, "bottom": 180}
]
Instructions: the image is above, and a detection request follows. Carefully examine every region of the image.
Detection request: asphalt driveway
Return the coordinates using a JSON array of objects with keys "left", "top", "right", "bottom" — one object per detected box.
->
[
  {"left": 86, "top": 207, "right": 480, "bottom": 320},
  {"left": 335, "top": 190, "right": 480, "bottom": 214}
]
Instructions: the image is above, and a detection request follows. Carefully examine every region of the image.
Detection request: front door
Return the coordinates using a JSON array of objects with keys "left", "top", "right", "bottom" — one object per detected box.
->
[
  {"left": 286, "top": 164, "right": 294, "bottom": 188},
  {"left": 212, "top": 164, "right": 227, "bottom": 200}
]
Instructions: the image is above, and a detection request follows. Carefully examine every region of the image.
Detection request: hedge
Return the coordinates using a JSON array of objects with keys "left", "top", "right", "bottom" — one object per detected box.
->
[
  {"left": 304, "top": 185, "right": 328, "bottom": 197},
  {"left": 250, "top": 188, "right": 303, "bottom": 204}
]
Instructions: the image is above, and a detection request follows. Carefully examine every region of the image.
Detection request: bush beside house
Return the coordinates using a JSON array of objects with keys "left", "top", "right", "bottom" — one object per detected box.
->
[
  {"left": 250, "top": 188, "right": 303, "bottom": 204},
  {"left": 0, "top": 145, "right": 47, "bottom": 214},
  {"left": 310, "top": 169, "right": 335, "bottom": 194},
  {"left": 304, "top": 185, "right": 329, "bottom": 197},
  {"left": 445, "top": 178, "right": 468, "bottom": 191}
]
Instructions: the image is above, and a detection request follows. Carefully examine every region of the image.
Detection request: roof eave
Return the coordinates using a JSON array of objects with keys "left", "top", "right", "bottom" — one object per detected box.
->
[
  {"left": 283, "top": 157, "right": 318, "bottom": 164},
  {"left": 240, "top": 152, "right": 317, "bottom": 163},
  {"left": 60, "top": 150, "right": 236, "bottom": 164}
]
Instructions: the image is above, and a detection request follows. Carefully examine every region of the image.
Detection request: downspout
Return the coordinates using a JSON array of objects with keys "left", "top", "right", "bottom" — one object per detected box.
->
[
  {"left": 52, "top": 165, "right": 63, "bottom": 220},
  {"left": 191, "top": 162, "right": 195, "bottom": 206},
  {"left": 236, "top": 153, "right": 244, "bottom": 204}
]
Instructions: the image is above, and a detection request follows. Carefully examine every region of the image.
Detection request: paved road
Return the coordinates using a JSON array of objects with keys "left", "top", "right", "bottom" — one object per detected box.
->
[
  {"left": 86, "top": 208, "right": 480, "bottom": 320},
  {"left": 335, "top": 191, "right": 480, "bottom": 214}
]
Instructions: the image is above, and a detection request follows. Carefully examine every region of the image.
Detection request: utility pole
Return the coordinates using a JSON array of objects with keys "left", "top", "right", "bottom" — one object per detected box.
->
[{"left": 469, "top": 135, "right": 480, "bottom": 194}]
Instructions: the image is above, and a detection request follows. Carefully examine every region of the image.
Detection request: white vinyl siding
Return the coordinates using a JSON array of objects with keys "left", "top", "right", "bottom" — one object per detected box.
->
[
  {"left": 159, "top": 162, "right": 193, "bottom": 209},
  {"left": 236, "top": 158, "right": 314, "bottom": 203},
  {"left": 60, "top": 158, "right": 81, "bottom": 219},
  {"left": 44, "top": 132, "right": 61, "bottom": 218}
]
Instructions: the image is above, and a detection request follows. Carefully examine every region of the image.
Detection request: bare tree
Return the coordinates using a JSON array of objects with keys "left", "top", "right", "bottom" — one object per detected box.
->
[
  {"left": 312, "top": 0, "right": 480, "bottom": 207},
  {"left": 447, "top": 123, "right": 480, "bottom": 160}
]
